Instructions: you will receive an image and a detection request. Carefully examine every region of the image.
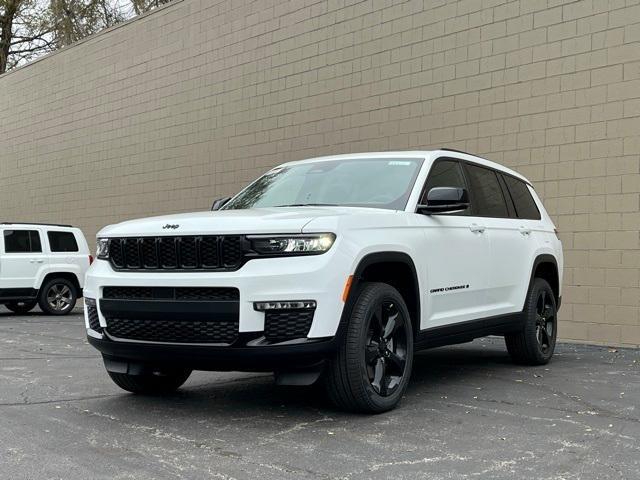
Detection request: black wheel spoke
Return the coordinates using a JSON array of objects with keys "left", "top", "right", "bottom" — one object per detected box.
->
[
  {"left": 540, "top": 324, "right": 550, "bottom": 347},
  {"left": 371, "top": 358, "right": 385, "bottom": 394},
  {"left": 374, "top": 304, "right": 386, "bottom": 335},
  {"left": 386, "top": 351, "right": 406, "bottom": 376},
  {"left": 383, "top": 312, "right": 396, "bottom": 339},
  {"left": 365, "top": 344, "right": 380, "bottom": 365},
  {"left": 379, "top": 370, "right": 390, "bottom": 396}
]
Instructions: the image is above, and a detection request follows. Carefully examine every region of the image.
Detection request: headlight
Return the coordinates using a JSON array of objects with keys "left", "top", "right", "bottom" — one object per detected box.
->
[
  {"left": 248, "top": 233, "right": 335, "bottom": 256},
  {"left": 96, "top": 238, "right": 110, "bottom": 259}
]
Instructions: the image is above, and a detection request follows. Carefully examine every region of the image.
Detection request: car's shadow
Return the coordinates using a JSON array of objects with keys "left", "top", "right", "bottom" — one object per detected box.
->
[{"left": 94, "top": 341, "right": 530, "bottom": 419}]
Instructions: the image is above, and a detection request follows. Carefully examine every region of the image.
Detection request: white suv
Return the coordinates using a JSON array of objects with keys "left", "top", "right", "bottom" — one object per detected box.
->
[
  {"left": 85, "top": 150, "right": 563, "bottom": 412},
  {"left": 0, "top": 223, "right": 91, "bottom": 315}
]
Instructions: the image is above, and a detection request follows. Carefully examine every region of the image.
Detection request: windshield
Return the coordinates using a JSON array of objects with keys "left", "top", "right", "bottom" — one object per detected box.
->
[{"left": 223, "top": 157, "right": 424, "bottom": 211}]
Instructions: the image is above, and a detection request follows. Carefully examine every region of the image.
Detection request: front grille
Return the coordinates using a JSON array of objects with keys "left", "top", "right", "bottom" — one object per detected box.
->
[
  {"left": 107, "top": 236, "right": 245, "bottom": 271},
  {"left": 103, "top": 286, "right": 239, "bottom": 301},
  {"left": 264, "top": 309, "right": 315, "bottom": 342},
  {"left": 106, "top": 318, "right": 238, "bottom": 344},
  {"left": 87, "top": 304, "right": 102, "bottom": 332}
]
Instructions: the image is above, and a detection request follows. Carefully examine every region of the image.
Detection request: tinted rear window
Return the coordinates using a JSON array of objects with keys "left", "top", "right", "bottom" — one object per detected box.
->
[
  {"left": 47, "top": 231, "right": 79, "bottom": 252},
  {"left": 463, "top": 163, "right": 509, "bottom": 218},
  {"left": 503, "top": 175, "right": 541, "bottom": 220}
]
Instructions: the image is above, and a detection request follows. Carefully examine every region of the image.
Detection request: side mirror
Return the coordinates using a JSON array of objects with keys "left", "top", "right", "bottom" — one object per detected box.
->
[
  {"left": 417, "top": 187, "right": 469, "bottom": 214},
  {"left": 211, "top": 196, "right": 231, "bottom": 211}
]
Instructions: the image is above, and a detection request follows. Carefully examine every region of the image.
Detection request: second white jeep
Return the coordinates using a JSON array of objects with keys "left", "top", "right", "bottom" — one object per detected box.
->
[
  {"left": 85, "top": 150, "right": 563, "bottom": 413},
  {"left": 0, "top": 223, "right": 91, "bottom": 315}
]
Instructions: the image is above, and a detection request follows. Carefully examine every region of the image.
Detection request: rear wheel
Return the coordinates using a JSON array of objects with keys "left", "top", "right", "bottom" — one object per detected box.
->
[
  {"left": 107, "top": 369, "right": 192, "bottom": 394},
  {"left": 505, "top": 278, "right": 557, "bottom": 365},
  {"left": 5, "top": 300, "right": 37, "bottom": 314},
  {"left": 38, "top": 278, "right": 77, "bottom": 315},
  {"left": 324, "top": 282, "right": 414, "bottom": 413}
]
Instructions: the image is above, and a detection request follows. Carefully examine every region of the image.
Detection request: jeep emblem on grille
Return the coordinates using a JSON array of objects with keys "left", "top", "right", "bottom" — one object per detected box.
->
[{"left": 163, "top": 224, "right": 179, "bottom": 229}]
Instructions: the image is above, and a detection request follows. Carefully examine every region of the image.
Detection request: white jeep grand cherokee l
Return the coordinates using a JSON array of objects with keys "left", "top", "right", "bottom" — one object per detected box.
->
[
  {"left": 1, "top": 223, "right": 91, "bottom": 315},
  {"left": 85, "top": 150, "right": 563, "bottom": 413}
]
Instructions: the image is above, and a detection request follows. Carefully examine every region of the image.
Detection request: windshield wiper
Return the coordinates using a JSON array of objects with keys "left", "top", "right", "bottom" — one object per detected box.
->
[{"left": 273, "top": 203, "right": 340, "bottom": 207}]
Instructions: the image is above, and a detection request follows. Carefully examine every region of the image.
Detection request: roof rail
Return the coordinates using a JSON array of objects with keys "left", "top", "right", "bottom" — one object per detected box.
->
[
  {"left": 439, "top": 147, "right": 476, "bottom": 156},
  {"left": 1, "top": 222, "right": 74, "bottom": 228}
]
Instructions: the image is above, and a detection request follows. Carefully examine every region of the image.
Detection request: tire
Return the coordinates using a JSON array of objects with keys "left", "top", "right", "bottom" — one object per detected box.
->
[
  {"left": 323, "top": 282, "right": 414, "bottom": 413},
  {"left": 107, "top": 369, "right": 192, "bottom": 394},
  {"left": 5, "top": 300, "right": 37, "bottom": 314},
  {"left": 505, "top": 278, "right": 558, "bottom": 365},
  {"left": 38, "top": 278, "right": 77, "bottom": 315}
]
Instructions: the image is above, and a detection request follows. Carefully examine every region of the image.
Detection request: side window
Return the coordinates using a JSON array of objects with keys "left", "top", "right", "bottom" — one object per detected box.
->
[
  {"left": 503, "top": 175, "right": 541, "bottom": 220},
  {"left": 3, "top": 230, "right": 42, "bottom": 253},
  {"left": 47, "top": 231, "right": 79, "bottom": 252},
  {"left": 421, "top": 159, "right": 468, "bottom": 203},
  {"left": 463, "top": 163, "right": 509, "bottom": 218}
]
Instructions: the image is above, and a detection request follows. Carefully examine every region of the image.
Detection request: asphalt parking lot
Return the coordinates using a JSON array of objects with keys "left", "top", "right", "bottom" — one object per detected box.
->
[{"left": 0, "top": 306, "right": 638, "bottom": 480}]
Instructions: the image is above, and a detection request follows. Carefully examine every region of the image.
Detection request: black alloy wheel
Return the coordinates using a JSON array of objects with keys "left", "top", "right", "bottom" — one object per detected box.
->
[
  {"left": 365, "top": 300, "right": 409, "bottom": 397},
  {"left": 324, "top": 282, "right": 414, "bottom": 413}
]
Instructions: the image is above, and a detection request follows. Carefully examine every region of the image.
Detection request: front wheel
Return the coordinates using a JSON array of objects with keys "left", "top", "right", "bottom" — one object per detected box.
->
[
  {"left": 107, "top": 369, "right": 192, "bottom": 394},
  {"left": 5, "top": 300, "right": 37, "bottom": 314},
  {"left": 324, "top": 282, "right": 414, "bottom": 413},
  {"left": 505, "top": 278, "right": 558, "bottom": 365}
]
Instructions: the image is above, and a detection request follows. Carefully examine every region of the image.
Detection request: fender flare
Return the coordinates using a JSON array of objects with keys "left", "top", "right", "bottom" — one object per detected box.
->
[
  {"left": 527, "top": 254, "right": 560, "bottom": 308},
  {"left": 337, "top": 251, "right": 421, "bottom": 336}
]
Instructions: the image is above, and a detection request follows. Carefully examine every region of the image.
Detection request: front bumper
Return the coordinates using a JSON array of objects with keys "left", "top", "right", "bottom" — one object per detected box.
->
[
  {"left": 89, "top": 333, "right": 339, "bottom": 372},
  {"left": 84, "top": 247, "right": 354, "bottom": 369}
]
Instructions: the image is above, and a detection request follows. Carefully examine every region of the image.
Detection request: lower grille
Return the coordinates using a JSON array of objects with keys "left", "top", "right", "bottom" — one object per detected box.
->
[
  {"left": 103, "top": 286, "right": 239, "bottom": 301},
  {"left": 87, "top": 304, "right": 102, "bottom": 332},
  {"left": 264, "top": 310, "right": 314, "bottom": 342},
  {"left": 106, "top": 318, "right": 238, "bottom": 344}
]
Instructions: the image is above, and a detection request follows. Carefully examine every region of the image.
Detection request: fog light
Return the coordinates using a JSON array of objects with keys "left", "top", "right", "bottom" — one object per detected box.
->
[{"left": 254, "top": 300, "right": 316, "bottom": 311}]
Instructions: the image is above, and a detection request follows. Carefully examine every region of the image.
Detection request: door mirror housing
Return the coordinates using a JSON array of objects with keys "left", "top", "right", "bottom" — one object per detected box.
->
[
  {"left": 211, "top": 197, "right": 232, "bottom": 211},
  {"left": 417, "top": 187, "right": 470, "bottom": 214}
]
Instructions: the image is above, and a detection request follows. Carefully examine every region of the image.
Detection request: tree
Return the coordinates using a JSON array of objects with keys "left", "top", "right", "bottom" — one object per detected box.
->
[
  {"left": 0, "top": 0, "right": 172, "bottom": 74},
  {"left": 49, "top": 0, "right": 123, "bottom": 47},
  {"left": 0, "top": 0, "right": 53, "bottom": 74},
  {"left": 129, "top": 0, "right": 172, "bottom": 16}
]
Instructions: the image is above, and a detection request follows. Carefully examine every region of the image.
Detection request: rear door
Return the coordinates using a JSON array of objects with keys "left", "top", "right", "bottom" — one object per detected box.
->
[
  {"left": 0, "top": 229, "right": 46, "bottom": 290},
  {"left": 462, "top": 163, "right": 534, "bottom": 316},
  {"left": 499, "top": 174, "right": 543, "bottom": 311},
  {"left": 416, "top": 158, "right": 491, "bottom": 328}
]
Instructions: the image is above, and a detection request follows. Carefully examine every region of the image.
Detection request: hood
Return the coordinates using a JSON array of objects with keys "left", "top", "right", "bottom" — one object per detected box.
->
[{"left": 97, "top": 207, "right": 394, "bottom": 237}]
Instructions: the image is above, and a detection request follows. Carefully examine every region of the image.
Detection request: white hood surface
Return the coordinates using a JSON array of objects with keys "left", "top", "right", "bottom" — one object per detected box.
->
[{"left": 97, "top": 207, "right": 397, "bottom": 237}]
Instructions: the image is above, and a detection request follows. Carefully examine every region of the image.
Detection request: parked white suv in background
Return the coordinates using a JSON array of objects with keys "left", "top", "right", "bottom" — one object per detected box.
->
[
  {"left": 85, "top": 150, "right": 563, "bottom": 413},
  {"left": 0, "top": 223, "right": 91, "bottom": 315}
]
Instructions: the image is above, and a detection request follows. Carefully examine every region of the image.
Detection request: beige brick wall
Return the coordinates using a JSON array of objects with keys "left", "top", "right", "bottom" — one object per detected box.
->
[{"left": 0, "top": 0, "right": 639, "bottom": 346}]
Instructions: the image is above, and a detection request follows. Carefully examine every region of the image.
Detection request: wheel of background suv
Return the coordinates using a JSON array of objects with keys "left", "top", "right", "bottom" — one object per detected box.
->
[
  {"left": 505, "top": 278, "right": 557, "bottom": 365},
  {"left": 324, "top": 282, "right": 414, "bottom": 413},
  {"left": 107, "top": 369, "right": 192, "bottom": 394},
  {"left": 4, "top": 300, "right": 38, "bottom": 314},
  {"left": 38, "top": 278, "right": 77, "bottom": 315}
]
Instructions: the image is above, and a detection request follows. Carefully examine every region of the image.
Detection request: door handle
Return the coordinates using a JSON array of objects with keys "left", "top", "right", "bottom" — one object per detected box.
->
[
  {"left": 30, "top": 259, "right": 44, "bottom": 264},
  {"left": 469, "top": 223, "right": 486, "bottom": 233},
  {"left": 519, "top": 226, "right": 532, "bottom": 236}
]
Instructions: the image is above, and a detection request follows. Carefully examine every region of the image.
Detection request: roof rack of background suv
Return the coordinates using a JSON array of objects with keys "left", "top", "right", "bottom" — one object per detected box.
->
[
  {"left": 1, "top": 222, "right": 74, "bottom": 228},
  {"left": 439, "top": 147, "right": 476, "bottom": 156}
]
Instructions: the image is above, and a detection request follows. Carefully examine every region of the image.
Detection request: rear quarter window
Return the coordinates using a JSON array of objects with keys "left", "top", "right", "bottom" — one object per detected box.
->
[
  {"left": 47, "top": 231, "right": 79, "bottom": 252},
  {"left": 463, "top": 163, "right": 510, "bottom": 218},
  {"left": 503, "top": 175, "right": 541, "bottom": 220}
]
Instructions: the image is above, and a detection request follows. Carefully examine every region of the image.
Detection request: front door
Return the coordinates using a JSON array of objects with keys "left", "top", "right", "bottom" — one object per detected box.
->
[{"left": 416, "top": 158, "right": 491, "bottom": 329}]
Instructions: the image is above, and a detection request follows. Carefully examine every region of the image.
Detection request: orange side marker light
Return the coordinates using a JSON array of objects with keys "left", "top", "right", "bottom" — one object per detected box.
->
[{"left": 342, "top": 275, "right": 354, "bottom": 302}]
